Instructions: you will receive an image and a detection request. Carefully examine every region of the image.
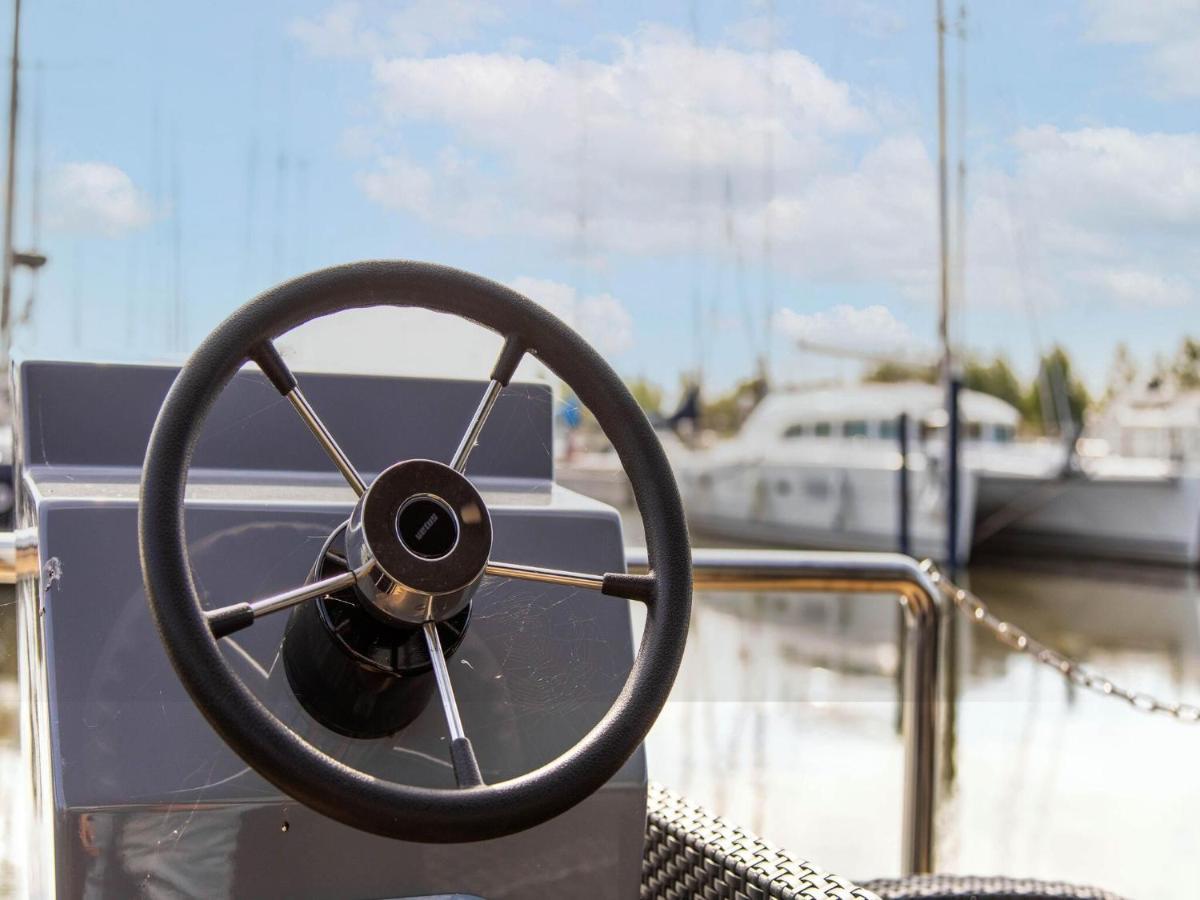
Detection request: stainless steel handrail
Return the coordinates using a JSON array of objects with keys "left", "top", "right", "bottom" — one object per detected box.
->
[{"left": 626, "top": 546, "right": 944, "bottom": 877}]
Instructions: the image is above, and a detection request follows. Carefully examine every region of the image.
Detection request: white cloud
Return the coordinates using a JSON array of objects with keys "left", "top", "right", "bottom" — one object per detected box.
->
[
  {"left": 357, "top": 28, "right": 906, "bottom": 271},
  {"left": 359, "top": 155, "right": 434, "bottom": 215},
  {"left": 765, "top": 135, "right": 936, "bottom": 291},
  {"left": 1077, "top": 268, "right": 1193, "bottom": 308},
  {"left": 508, "top": 276, "right": 634, "bottom": 356},
  {"left": 272, "top": 275, "right": 633, "bottom": 380},
  {"left": 962, "top": 126, "right": 1200, "bottom": 310},
  {"left": 289, "top": 0, "right": 501, "bottom": 59},
  {"left": 47, "top": 162, "right": 154, "bottom": 237},
  {"left": 1008, "top": 126, "right": 1200, "bottom": 233},
  {"left": 724, "top": 15, "right": 779, "bottom": 50},
  {"left": 288, "top": 2, "right": 366, "bottom": 58},
  {"left": 818, "top": 0, "right": 905, "bottom": 39},
  {"left": 303, "top": 20, "right": 1199, "bottom": 324},
  {"left": 1084, "top": 0, "right": 1200, "bottom": 98},
  {"left": 278, "top": 306, "right": 505, "bottom": 380},
  {"left": 359, "top": 148, "right": 500, "bottom": 235},
  {"left": 774, "top": 304, "right": 922, "bottom": 357}
]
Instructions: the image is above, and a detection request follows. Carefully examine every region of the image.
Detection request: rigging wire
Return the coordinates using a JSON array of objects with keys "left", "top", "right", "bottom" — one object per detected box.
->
[
  {"left": 0, "top": 0, "right": 21, "bottom": 369},
  {"left": 18, "top": 60, "right": 41, "bottom": 335},
  {"left": 271, "top": 46, "right": 293, "bottom": 280},
  {"left": 571, "top": 56, "right": 588, "bottom": 332},
  {"left": 723, "top": 171, "right": 760, "bottom": 376},
  {"left": 150, "top": 100, "right": 164, "bottom": 352},
  {"left": 935, "top": 0, "right": 952, "bottom": 383},
  {"left": 241, "top": 28, "right": 262, "bottom": 292},
  {"left": 688, "top": 0, "right": 704, "bottom": 388},
  {"left": 760, "top": 0, "right": 777, "bottom": 388},
  {"left": 1005, "top": 158, "right": 1072, "bottom": 438},
  {"left": 953, "top": 3, "right": 968, "bottom": 359},
  {"left": 169, "top": 126, "right": 183, "bottom": 352}
]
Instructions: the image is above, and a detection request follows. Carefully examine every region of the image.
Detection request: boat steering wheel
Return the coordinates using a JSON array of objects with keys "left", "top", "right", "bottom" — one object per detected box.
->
[{"left": 138, "top": 261, "right": 692, "bottom": 843}]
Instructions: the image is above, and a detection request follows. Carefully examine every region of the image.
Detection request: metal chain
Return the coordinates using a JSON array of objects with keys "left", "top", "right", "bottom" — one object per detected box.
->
[{"left": 927, "top": 568, "right": 1200, "bottom": 723}]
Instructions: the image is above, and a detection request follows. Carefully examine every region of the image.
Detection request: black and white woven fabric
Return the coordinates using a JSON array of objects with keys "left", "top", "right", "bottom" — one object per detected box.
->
[
  {"left": 642, "top": 783, "right": 1129, "bottom": 900},
  {"left": 860, "top": 874, "right": 1129, "bottom": 900},
  {"left": 642, "top": 783, "right": 880, "bottom": 899}
]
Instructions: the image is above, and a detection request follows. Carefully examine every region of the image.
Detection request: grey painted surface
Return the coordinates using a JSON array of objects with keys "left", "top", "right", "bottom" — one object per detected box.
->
[
  {"left": 15, "top": 361, "right": 645, "bottom": 899},
  {"left": 18, "top": 361, "right": 554, "bottom": 480}
]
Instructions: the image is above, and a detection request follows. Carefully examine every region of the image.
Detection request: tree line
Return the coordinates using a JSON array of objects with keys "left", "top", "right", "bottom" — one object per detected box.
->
[
  {"left": 867, "top": 337, "right": 1200, "bottom": 435},
  {"left": 863, "top": 350, "right": 1089, "bottom": 435}
]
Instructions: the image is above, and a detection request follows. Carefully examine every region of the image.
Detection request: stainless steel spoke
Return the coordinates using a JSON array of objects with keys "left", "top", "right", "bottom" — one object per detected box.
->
[
  {"left": 423, "top": 622, "right": 465, "bottom": 739},
  {"left": 450, "top": 379, "right": 503, "bottom": 473},
  {"left": 287, "top": 388, "right": 368, "bottom": 495},
  {"left": 423, "top": 622, "right": 483, "bottom": 787},
  {"left": 205, "top": 568, "right": 360, "bottom": 639},
  {"left": 484, "top": 560, "right": 605, "bottom": 591},
  {"left": 449, "top": 334, "right": 526, "bottom": 473},
  {"left": 484, "top": 560, "right": 655, "bottom": 602},
  {"left": 250, "top": 339, "right": 367, "bottom": 496}
]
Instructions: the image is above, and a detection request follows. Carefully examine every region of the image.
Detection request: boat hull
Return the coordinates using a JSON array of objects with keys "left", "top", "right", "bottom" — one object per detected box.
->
[
  {"left": 975, "top": 472, "right": 1200, "bottom": 566},
  {"left": 679, "top": 454, "right": 978, "bottom": 564}
]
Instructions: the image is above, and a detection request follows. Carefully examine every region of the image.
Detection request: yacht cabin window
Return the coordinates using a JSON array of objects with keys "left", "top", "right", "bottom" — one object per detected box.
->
[
  {"left": 777, "top": 418, "right": 1011, "bottom": 442},
  {"left": 783, "top": 423, "right": 806, "bottom": 439}
]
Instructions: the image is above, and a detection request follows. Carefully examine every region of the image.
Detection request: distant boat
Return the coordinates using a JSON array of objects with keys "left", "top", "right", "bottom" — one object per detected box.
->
[
  {"left": 674, "top": 381, "right": 1200, "bottom": 567},
  {"left": 974, "top": 429, "right": 1200, "bottom": 566},
  {"left": 1090, "top": 381, "right": 1200, "bottom": 462},
  {"left": 674, "top": 382, "right": 992, "bottom": 562}
]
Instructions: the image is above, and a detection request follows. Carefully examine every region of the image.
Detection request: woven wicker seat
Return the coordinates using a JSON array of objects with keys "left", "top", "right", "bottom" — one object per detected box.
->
[
  {"left": 861, "top": 874, "right": 1128, "bottom": 900},
  {"left": 642, "top": 784, "right": 881, "bottom": 900},
  {"left": 643, "top": 784, "right": 1128, "bottom": 900}
]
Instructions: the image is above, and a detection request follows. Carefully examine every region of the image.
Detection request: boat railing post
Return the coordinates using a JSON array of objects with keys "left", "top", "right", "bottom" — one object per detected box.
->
[
  {"left": 946, "top": 377, "right": 962, "bottom": 574},
  {"left": 898, "top": 412, "right": 911, "bottom": 556},
  {"left": 899, "top": 561, "right": 942, "bottom": 876},
  {"left": 626, "top": 546, "right": 943, "bottom": 876}
]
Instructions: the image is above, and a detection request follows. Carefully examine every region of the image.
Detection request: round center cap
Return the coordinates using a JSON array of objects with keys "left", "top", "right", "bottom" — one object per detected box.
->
[
  {"left": 395, "top": 495, "right": 458, "bottom": 560},
  {"left": 343, "top": 459, "right": 493, "bottom": 624}
]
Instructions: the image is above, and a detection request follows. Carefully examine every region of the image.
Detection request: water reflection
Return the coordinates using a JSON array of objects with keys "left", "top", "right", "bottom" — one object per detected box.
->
[
  {"left": 0, "top": 587, "right": 16, "bottom": 896},
  {"left": 642, "top": 541, "right": 1200, "bottom": 899},
  {"left": 78, "top": 809, "right": 239, "bottom": 899}
]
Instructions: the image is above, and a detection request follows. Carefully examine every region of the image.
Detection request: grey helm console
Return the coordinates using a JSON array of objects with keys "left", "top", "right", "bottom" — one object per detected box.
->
[{"left": 14, "top": 359, "right": 647, "bottom": 898}]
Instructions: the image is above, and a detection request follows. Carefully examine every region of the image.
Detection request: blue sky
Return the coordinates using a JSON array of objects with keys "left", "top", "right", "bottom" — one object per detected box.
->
[{"left": 11, "top": 0, "right": 1200, "bottom": 395}]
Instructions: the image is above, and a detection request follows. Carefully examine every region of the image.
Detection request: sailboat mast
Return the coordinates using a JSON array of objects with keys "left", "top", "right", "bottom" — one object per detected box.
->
[
  {"left": 0, "top": 0, "right": 22, "bottom": 372},
  {"left": 954, "top": 4, "right": 967, "bottom": 351},
  {"left": 936, "top": 0, "right": 951, "bottom": 383},
  {"left": 936, "top": 0, "right": 963, "bottom": 572}
]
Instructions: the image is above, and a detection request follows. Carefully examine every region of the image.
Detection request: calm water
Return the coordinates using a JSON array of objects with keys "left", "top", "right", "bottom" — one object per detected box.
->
[
  {"left": 627, "top": 507, "right": 1200, "bottom": 898},
  {"left": 3, "top": 530, "right": 1198, "bottom": 898}
]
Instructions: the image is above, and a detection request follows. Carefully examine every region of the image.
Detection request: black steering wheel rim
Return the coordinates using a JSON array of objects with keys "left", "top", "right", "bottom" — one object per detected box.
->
[{"left": 138, "top": 260, "right": 692, "bottom": 842}]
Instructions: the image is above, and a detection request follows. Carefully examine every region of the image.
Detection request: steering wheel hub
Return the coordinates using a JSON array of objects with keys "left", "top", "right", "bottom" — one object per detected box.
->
[{"left": 345, "top": 458, "right": 492, "bottom": 626}]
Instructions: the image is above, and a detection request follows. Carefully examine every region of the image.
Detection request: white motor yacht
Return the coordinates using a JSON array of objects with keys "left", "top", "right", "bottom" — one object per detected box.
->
[
  {"left": 675, "top": 383, "right": 998, "bottom": 562},
  {"left": 678, "top": 382, "right": 1200, "bottom": 566}
]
